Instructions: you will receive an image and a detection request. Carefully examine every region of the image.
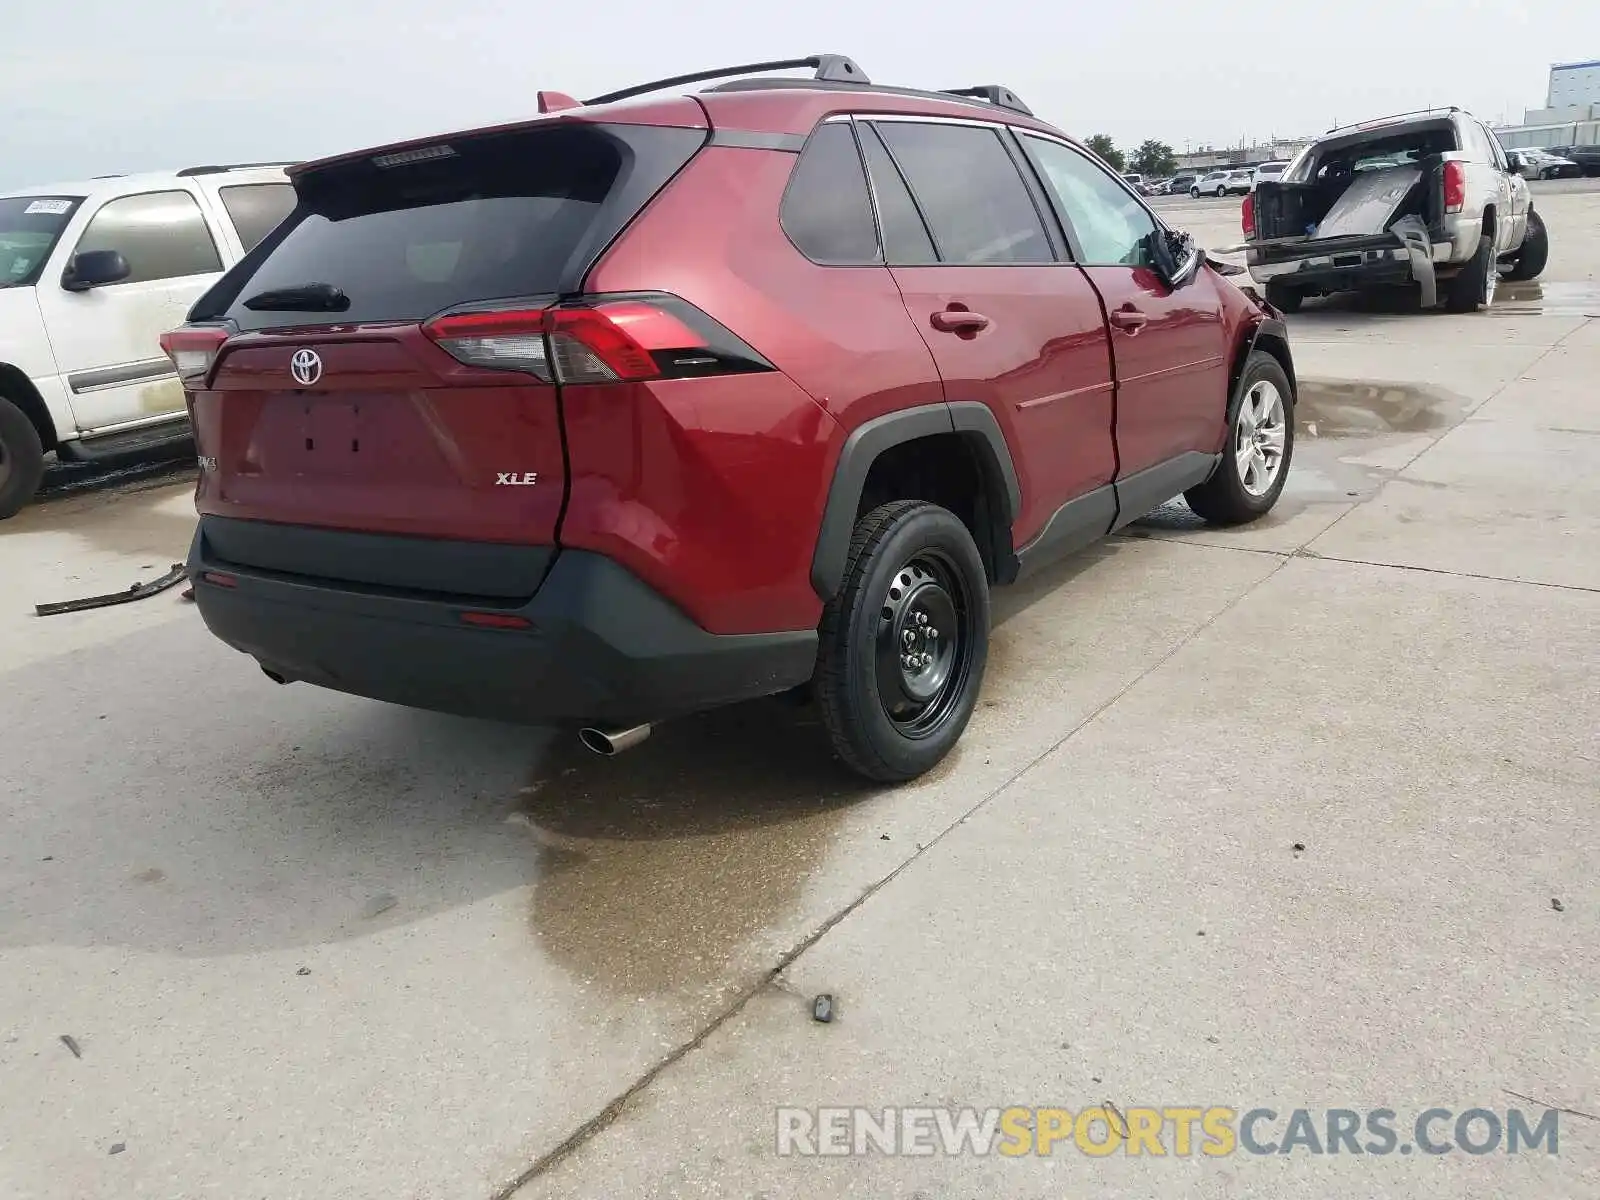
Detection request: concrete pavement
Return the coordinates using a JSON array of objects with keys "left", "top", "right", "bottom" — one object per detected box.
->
[{"left": 1, "top": 193, "right": 1595, "bottom": 1200}]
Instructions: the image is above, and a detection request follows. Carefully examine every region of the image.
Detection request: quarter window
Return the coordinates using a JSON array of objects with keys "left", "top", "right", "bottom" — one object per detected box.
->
[
  {"left": 1020, "top": 136, "right": 1158, "bottom": 268},
  {"left": 780, "top": 122, "right": 881, "bottom": 266},
  {"left": 872, "top": 122, "right": 1053, "bottom": 265},
  {"left": 73, "top": 191, "right": 222, "bottom": 284}
]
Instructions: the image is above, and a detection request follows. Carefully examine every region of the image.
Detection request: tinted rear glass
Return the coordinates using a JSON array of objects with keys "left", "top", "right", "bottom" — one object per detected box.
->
[
  {"left": 0, "top": 195, "right": 82, "bottom": 288},
  {"left": 208, "top": 123, "right": 703, "bottom": 330}
]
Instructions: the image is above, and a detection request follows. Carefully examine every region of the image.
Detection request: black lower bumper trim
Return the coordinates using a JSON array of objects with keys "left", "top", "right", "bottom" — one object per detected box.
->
[{"left": 188, "top": 520, "right": 818, "bottom": 726}]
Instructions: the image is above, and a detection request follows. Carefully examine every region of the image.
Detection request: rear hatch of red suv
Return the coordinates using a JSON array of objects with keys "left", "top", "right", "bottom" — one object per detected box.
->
[{"left": 173, "top": 110, "right": 706, "bottom": 601}]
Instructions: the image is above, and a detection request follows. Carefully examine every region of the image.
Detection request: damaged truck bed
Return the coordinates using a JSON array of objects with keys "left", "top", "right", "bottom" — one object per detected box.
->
[{"left": 1235, "top": 109, "right": 1542, "bottom": 313}]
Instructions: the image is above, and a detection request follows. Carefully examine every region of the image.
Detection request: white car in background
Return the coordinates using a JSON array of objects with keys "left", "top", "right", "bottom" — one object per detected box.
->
[
  {"left": 1191, "top": 169, "right": 1253, "bottom": 197},
  {"left": 1252, "top": 160, "right": 1291, "bottom": 188},
  {"left": 0, "top": 164, "right": 294, "bottom": 518}
]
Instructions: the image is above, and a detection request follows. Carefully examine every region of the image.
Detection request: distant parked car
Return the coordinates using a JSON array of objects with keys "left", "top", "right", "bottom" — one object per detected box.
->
[
  {"left": 1509, "top": 148, "right": 1582, "bottom": 179},
  {"left": 1120, "top": 172, "right": 1154, "bottom": 195},
  {"left": 1252, "top": 160, "right": 1291, "bottom": 188},
  {"left": 1164, "top": 172, "right": 1198, "bottom": 194},
  {"left": 1544, "top": 145, "right": 1600, "bottom": 175},
  {"left": 1192, "top": 169, "right": 1252, "bottom": 197}
]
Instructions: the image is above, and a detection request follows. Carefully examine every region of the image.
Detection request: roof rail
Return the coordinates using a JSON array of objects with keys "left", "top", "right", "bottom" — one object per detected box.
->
[
  {"left": 703, "top": 76, "right": 1039, "bottom": 121},
  {"left": 940, "top": 84, "right": 1033, "bottom": 117},
  {"left": 176, "top": 161, "right": 296, "bottom": 177},
  {"left": 1325, "top": 106, "right": 1461, "bottom": 134},
  {"left": 583, "top": 54, "right": 868, "bottom": 107}
]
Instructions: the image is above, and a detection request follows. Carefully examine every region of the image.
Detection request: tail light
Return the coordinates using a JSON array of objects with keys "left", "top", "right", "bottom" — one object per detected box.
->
[
  {"left": 160, "top": 326, "right": 230, "bottom": 386},
  {"left": 1443, "top": 160, "right": 1466, "bottom": 214},
  {"left": 422, "top": 293, "right": 773, "bottom": 385},
  {"left": 1241, "top": 193, "right": 1255, "bottom": 239}
]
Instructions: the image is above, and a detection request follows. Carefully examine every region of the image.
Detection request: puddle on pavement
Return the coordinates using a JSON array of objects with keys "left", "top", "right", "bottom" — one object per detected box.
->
[
  {"left": 1294, "top": 379, "right": 1465, "bottom": 438},
  {"left": 1486, "top": 280, "right": 1600, "bottom": 318},
  {"left": 516, "top": 699, "right": 878, "bottom": 999},
  {"left": 1132, "top": 378, "right": 1468, "bottom": 533}
]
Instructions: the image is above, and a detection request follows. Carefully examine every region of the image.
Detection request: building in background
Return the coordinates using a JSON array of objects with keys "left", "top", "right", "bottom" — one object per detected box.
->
[
  {"left": 1173, "top": 138, "right": 1312, "bottom": 172},
  {"left": 1547, "top": 59, "right": 1600, "bottom": 108},
  {"left": 1492, "top": 58, "right": 1600, "bottom": 149}
]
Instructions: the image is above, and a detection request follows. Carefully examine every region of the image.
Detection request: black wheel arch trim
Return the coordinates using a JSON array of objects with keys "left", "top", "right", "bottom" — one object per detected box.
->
[
  {"left": 1233, "top": 316, "right": 1296, "bottom": 408},
  {"left": 810, "top": 402, "right": 1022, "bottom": 601}
]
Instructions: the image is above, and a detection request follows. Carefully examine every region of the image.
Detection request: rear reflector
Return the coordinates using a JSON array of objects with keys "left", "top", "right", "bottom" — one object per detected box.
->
[
  {"left": 422, "top": 293, "right": 774, "bottom": 385},
  {"left": 1241, "top": 192, "right": 1255, "bottom": 239},
  {"left": 201, "top": 571, "right": 238, "bottom": 588},
  {"left": 459, "top": 611, "right": 532, "bottom": 629},
  {"left": 160, "top": 326, "right": 230, "bottom": 386}
]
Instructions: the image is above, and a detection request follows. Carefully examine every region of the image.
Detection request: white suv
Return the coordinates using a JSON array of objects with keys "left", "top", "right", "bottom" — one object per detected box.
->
[{"left": 0, "top": 164, "right": 293, "bottom": 518}]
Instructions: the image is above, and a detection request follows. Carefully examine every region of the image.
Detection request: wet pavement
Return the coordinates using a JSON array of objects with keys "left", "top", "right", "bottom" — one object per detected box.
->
[{"left": 2, "top": 194, "right": 1597, "bottom": 1200}]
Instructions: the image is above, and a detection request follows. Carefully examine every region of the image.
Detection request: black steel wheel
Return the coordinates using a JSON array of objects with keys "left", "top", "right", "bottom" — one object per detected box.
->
[{"left": 815, "top": 500, "right": 990, "bottom": 782}]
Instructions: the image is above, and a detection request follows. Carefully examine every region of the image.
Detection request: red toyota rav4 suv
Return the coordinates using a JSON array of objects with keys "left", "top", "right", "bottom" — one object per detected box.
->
[{"left": 164, "top": 55, "right": 1296, "bottom": 782}]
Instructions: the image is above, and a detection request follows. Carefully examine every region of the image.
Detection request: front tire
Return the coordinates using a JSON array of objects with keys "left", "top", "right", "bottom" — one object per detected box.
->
[
  {"left": 0, "top": 396, "right": 47, "bottom": 521},
  {"left": 1500, "top": 208, "right": 1548, "bottom": 282},
  {"left": 814, "top": 500, "right": 990, "bottom": 783},
  {"left": 1185, "top": 351, "right": 1294, "bottom": 526}
]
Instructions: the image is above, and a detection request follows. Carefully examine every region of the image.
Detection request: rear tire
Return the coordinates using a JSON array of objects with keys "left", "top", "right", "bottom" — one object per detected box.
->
[
  {"left": 1185, "top": 351, "right": 1294, "bottom": 527},
  {"left": 814, "top": 500, "right": 990, "bottom": 783},
  {"left": 1264, "top": 281, "right": 1303, "bottom": 313},
  {"left": 0, "top": 396, "right": 47, "bottom": 521},
  {"left": 1501, "top": 208, "right": 1548, "bottom": 282},
  {"left": 1445, "top": 232, "right": 1496, "bottom": 312}
]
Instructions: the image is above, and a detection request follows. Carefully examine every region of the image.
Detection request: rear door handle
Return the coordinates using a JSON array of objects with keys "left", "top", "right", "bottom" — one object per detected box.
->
[
  {"left": 1109, "top": 306, "right": 1149, "bottom": 333},
  {"left": 930, "top": 310, "right": 991, "bottom": 333}
]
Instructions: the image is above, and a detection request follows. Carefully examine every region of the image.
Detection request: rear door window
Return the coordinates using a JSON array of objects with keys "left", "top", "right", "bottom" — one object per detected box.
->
[
  {"left": 871, "top": 121, "right": 1053, "bottom": 265},
  {"left": 218, "top": 183, "right": 296, "bottom": 252},
  {"left": 204, "top": 123, "right": 705, "bottom": 331},
  {"left": 74, "top": 191, "right": 222, "bottom": 284},
  {"left": 780, "top": 122, "right": 880, "bottom": 265},
  {"left": 858, "top": 123, "right": 937, "bottom": 265}
]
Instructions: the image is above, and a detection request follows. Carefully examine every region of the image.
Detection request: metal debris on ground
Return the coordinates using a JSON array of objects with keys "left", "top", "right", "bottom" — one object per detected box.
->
[
  {"left": 109, "top": 1143, "right": 126, "bottom": 1155},
  {"left": 812, "top": 994, "right": 835, "bottom": 1023},
  {"left": 59, "top": 1034, "right": 82, "bottom": 1058},
  {"left": 35, "top": 564, "right": 188, "bottom": 617},
  {"left": 1551, "top": 898, "right": 1565, "bottom": 912}
]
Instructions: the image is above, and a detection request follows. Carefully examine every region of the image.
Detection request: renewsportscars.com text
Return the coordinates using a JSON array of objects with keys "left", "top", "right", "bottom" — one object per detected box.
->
[{"left": 775, "top": 1105, "right": 1561, "bottom": 1158}]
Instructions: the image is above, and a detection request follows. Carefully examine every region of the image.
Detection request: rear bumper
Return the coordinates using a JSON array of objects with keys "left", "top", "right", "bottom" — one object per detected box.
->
[
  {"left": 187, "top": 518, "right": 817, "bottom": 727},
  {"left": 1247, "top": 232, "right": 1461, "bottom": 290}
]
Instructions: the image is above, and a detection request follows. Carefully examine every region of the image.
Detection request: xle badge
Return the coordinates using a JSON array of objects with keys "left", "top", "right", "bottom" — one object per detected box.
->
[{"left": 496, "top": 473, "right": 539, "bottom": 486}]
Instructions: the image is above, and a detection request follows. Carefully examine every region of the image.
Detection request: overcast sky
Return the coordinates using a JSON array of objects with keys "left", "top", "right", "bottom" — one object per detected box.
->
[{"left": 4, "top": 0, "right": 1594, "bottom": 188}]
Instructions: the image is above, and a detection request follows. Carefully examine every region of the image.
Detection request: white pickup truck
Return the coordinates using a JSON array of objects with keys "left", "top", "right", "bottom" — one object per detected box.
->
[
  {"left": 1239, "top": 108, "right": 1547, "bottom": 314},
  {"left": 0, "top": 164, "right": 294, "bottom": 518}
]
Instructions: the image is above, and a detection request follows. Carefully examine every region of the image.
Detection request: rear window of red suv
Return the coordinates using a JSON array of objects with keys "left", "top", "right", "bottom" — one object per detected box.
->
[{"left": 197, "top": 122, "right": 705, "bottom": 331}]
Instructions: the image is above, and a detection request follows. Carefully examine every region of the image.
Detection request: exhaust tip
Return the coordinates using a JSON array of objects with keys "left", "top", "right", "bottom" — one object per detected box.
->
[{"left": 578, "top": 723, "right": 651, "bottom": 756}]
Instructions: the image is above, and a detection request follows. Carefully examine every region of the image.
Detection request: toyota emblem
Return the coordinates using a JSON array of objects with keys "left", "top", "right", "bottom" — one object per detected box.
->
[{"left": 289, "top": 348, "right": 323, "bottom": 387}]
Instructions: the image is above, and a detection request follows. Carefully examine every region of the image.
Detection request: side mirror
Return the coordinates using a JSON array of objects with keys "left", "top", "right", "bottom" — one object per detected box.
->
[
  {"left": 62, "top": 249, "right": 131, "bottom": 292},
  {"left": 1147, "top": 227, "right": 1201, "bottom": 290}
]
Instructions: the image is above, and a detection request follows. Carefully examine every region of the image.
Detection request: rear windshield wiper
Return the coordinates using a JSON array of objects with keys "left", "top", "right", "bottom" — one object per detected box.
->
[{"left": 242, "top": 282, "right": 350, "bottom": 312}]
